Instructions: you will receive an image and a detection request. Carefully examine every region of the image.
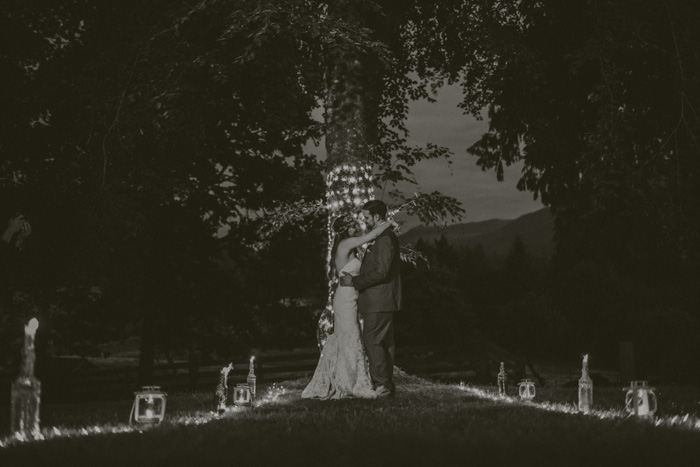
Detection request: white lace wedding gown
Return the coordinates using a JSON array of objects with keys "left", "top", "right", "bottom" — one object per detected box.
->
[{"left": 302, "top": 257, "right": 376, "bottom": 399}]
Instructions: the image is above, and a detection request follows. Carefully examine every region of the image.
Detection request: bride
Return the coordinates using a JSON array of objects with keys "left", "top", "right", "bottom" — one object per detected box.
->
[{"left": 302, "top": 215, "right": 395, "bottom": 400}]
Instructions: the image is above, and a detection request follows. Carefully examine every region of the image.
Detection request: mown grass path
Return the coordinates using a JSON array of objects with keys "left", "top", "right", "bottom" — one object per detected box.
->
[{"left": 2, "top": 374, "right": 700, "bottom": 466}]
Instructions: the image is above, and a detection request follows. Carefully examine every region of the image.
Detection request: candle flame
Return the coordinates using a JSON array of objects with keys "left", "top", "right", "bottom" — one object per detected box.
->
[
  {"left": 583, "top": 354, "right": 588, "bottom": 363},
  {"left": 26, "top": 318, "right": 39, "bottom": 334},
  {"left": 250, "top": 356, "right": 255, "bottom": 362}
]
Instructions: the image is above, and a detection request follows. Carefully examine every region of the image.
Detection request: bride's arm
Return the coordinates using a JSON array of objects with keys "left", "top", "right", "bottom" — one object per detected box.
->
[{"left": 339, "top": 220, "right": 396, "bottom": 252}]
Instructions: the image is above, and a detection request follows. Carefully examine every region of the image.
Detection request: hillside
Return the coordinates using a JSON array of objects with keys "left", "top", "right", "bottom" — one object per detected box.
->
[
  {"left": 400, "top": 207, "right": 555, "bottom": 258},
  {"left": 399, "top": 218, "right": 509, "bottom": 246}
]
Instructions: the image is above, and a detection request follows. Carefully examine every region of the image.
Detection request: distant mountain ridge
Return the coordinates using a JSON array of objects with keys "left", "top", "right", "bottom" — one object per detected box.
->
[
  {"left": 399, "top": 208, "right": 555, "bottom": 258},
  {"left": 399, "top": 218, "right": 510, "bottom": 246}
]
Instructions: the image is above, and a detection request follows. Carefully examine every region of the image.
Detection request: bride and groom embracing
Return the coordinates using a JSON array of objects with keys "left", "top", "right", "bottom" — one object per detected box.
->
[{"left": 302, "top": 200, "right": 402, "bottom": 400}]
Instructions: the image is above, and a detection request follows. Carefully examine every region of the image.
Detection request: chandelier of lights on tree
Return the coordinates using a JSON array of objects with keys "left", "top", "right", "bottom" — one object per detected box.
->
[{"left": 318, "top": 163, "right": 374, "bottom": 346}]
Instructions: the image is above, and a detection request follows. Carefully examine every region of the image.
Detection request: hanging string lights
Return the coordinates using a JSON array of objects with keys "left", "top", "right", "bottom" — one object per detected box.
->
[{"left": 318, "top": 163, "right": 374, "bottom": 348}]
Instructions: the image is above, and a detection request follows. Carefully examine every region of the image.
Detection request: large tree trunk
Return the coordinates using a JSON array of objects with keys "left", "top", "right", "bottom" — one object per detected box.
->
[
  {"left": 317, "top": 38, "right": 383, "bottom": 346},
  {"left": 325, "top": 51, "right": 377, "bottom": 168}
]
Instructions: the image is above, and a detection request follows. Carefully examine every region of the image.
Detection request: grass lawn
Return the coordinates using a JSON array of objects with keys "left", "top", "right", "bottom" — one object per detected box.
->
[{"left": 2, "top": 372, "right": 700, "bottom": 466}]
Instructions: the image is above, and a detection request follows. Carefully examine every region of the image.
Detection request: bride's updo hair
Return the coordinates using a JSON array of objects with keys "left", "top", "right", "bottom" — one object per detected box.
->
[{"left": 332, "top": 214, "right": 354, "bottom": 237}]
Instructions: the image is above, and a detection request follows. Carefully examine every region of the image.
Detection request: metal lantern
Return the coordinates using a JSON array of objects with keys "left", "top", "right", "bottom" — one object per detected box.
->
[
  {"left": 518, "top": 379, "right": 536, "bottom": 401},
  {"left": 624, "top": 381, "right": 657, "bottom": 418},
  {"left": 132, "top": 386, "right": 167, "bottom": 426},
  {"left": 233, "top": 384, "right": 252, "bottom": 407}
]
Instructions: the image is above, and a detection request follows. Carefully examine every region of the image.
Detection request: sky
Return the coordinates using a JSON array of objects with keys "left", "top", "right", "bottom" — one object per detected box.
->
[
  {"left": 307, "top": 83, "right": 544, "bottom": 229},
  {"left": 400, "top": 83, "right": 544, "bottom": 227}
]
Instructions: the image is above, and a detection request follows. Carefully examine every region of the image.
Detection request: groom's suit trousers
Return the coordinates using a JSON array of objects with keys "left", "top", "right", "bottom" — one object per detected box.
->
[{"left": 362, "top": 311, "right": 394, "bottom": 390}]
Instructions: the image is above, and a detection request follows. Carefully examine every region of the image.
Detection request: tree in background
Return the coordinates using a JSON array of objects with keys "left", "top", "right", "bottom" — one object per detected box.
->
[
  {"left": 0, "top": 0, "right": 466, "bottom": 374},
  {"left": 218, "top": 0, "right": 469, "bottom": 346},
  {"left": 456, "top": 1, "right": 700, "bottom": 270},
  {"left": 0, "top": 0, "right": 328, "bottom": 378},
  {"left": 427, "top": 0, "right": 700, "bottom": 378}
]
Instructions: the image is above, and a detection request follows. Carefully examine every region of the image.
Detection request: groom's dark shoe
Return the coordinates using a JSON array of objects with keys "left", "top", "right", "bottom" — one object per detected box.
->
[{"left": 375, "top": 385, "right": 394, "bottom": 398}]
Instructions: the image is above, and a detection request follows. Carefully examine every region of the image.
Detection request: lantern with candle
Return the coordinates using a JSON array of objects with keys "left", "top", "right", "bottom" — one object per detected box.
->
[
  {"left": 578, "top": 354, "right": 593, "bottom": 413},
  {"left": 624, "top": 381, "right": 657, "bottom": 418},
  {"left": 518, "top": 379, "right": 536, "bottom": 401},
  {"left": 131, "top": 386, "right": 167, "bottom": 427},
  {"left": 233, "top": 384, "right": 253, "bottom": 407},
  {"left": 11, "top": 318, "right": 41, "bottom": 437}
]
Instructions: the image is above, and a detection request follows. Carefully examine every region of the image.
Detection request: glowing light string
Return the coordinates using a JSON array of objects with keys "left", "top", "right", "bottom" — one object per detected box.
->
[
  {"left": 456, "top": 383, "right": 700, "bottom": 430},
  {"left": 0, "top": 384, "right": 288, "bottom": 449},
  {"left": 5, "top": 382, "right": 700, "bottom": 449},
  {"left": 318, "top": 163, "right": 373, "bottom": 348}
]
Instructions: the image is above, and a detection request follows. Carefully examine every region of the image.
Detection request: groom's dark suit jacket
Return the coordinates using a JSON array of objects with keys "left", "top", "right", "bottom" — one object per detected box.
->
[{"left": 352, "top": 229, "right": 402, "bottom": 313}]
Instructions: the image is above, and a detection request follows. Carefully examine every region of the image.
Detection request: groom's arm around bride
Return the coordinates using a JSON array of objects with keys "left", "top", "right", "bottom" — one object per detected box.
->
[{"left": 343, "top": 231, "right": 402, "bottom": 310}]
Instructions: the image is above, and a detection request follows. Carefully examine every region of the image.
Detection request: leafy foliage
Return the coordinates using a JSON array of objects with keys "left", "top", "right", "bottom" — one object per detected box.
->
[
  {"left": 0, "top": 0, "right": 427, "bottom": 369},
  {"left": 437, "top": 0, "right": 700, "bottom": 269},
  {"left": 0, "top": 0, "right": 329, "bottom": 372}
]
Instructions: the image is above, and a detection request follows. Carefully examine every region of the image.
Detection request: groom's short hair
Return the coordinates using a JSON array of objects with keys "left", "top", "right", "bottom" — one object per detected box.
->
[{"left": 362, "top": 200, "right": 387, "bottom": 220}]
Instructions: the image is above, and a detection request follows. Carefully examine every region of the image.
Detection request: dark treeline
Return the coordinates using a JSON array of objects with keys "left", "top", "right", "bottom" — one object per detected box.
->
[
  {"left": 0, "top": 216, "right": 329, "bottom": 375},
  {"left": 401, "top": 234, "right": 699, "bottom": 382}
]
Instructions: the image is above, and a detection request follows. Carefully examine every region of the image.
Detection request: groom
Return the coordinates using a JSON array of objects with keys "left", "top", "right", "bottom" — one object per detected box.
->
[{"left": 339, "top": 200, "right": 402, "bottom": 397}]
